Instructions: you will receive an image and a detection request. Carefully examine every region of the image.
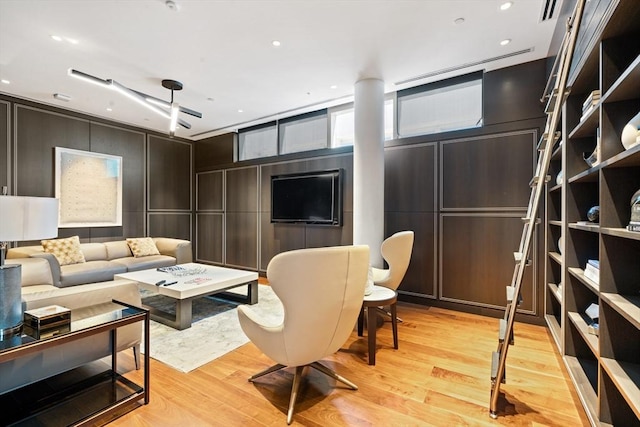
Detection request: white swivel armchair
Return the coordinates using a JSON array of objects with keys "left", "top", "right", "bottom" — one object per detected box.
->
[
  {"left": 358, "top": 230, "right": 414, "bottom": 365},
  {"left": 237, "top": 245, "right": 370, "bottom": 425}
]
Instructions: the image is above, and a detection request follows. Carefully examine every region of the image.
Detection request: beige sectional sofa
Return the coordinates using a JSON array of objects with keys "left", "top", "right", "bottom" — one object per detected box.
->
[
  {"left": 1, "top": 237, "right": 192, "bottom": 394},
  {"left": 7, "top": 237, "right": 192, "bottom": 288}
]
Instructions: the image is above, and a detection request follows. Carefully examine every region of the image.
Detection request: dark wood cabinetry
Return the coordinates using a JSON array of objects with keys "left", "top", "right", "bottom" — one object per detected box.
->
[{"left": 543, "top": 0, "right": 640, "bottom": 423}]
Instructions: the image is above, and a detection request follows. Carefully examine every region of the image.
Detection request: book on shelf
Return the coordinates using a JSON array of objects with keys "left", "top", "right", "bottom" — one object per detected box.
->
[
  {"left": 584, "top": 262, "right": 600, "bottom": 284},
  {"left": 581, "top": 90, "right": 600, "bottom": 114}
]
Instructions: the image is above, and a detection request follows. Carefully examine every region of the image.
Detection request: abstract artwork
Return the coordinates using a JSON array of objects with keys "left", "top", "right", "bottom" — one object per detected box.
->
[{"left": 55, "top": 147, "right": 122, "bottom": 227}]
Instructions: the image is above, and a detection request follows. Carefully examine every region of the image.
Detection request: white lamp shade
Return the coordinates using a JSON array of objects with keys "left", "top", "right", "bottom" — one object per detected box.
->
[{"left": 0, "top": 196, "right": 59, "bottom": 242}]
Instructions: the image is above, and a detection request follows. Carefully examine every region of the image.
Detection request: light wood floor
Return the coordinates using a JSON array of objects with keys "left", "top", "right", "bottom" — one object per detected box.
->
[{"left": 111, "top": 299, "right": 590, "bottom": 426}]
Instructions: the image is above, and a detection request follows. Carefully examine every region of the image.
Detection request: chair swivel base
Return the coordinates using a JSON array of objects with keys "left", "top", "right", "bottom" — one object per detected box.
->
[{"left": 249, "top": 362, "right": 358, "bottom": 424}]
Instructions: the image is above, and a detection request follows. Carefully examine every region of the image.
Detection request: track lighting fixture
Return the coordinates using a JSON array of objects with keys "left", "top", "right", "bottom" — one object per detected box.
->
[{"left": 68, "top": 69, "right": 202, "bottom": 136}]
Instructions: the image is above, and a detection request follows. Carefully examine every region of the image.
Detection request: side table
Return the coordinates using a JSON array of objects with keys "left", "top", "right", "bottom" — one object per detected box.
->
[{"left": 0, "top": 299, "right": 150, "bottom": 426}]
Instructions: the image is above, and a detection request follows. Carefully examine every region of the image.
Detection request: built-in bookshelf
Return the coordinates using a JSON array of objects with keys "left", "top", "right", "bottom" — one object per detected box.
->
[{"left": 544, "top": 0, "right": 640, "bottom": 425}]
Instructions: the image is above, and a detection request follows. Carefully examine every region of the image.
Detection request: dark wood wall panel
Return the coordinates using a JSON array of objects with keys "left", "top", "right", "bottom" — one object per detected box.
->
[
  {"left": 194, "top": 133, "right": 234, "bottom": 172},
  {"left": 440, "top": 131, "right": 535, "bottom": 210},
  {"left": 386, "top": 212, "right": 437, "bottom": 298},
  {"left": 16, "top": 106, "right": 90, "bottom": 197},
  {"left": 147, "top": 135, "right": 191, "bottom": 210},
  {"left": 260, "top": 213, "right": 306, "bottom": 270},
  {"left": 226, "top": 212, "right": 258, "bottom": 269},
  {"left": 440, "top": 214, "right": 535, "bottom": 313},
  {"left": 90, "top": 123, "right": 146, "bottom": 239},
  {"left": 196, "top": 213, "right": 223, "bottom": 264},
  {"left": 148, "top": 213, "right": 191, "bottom": 241},
  {"left": 1, "top": 101, "right": 8, "bottom": 192},
  {"left": 226, "top": 167, "right": 258, "bottom": 212},
  {"left": 483, "top": 59, "right": 547, "bottom": 125},
  {"left": 197, "top": 171, "right": 223, "bottom": 211},
  {"left": 304, "top": 212, "right": 353, "bottom": 248},
  {"left": 385, "top": 143, "right": 436, "bottom": 212}
]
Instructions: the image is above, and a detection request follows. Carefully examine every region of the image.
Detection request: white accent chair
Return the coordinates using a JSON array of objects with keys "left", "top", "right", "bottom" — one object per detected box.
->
[
  {"left": 358, "top": 230, "right": 414, "bottom": 365},
  {"left": 237, "top": 245, "right": 369, "bottom": 425}
]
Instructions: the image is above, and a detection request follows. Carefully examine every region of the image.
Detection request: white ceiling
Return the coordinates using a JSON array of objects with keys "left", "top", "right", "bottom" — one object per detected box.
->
[{"left": 0, "top": 0, "right": 563, "bottom": 141}]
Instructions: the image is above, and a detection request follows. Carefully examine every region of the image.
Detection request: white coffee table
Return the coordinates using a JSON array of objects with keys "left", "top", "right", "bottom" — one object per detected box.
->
[{"left": 115, "top": 263, "right": 258, "bottom": 330}]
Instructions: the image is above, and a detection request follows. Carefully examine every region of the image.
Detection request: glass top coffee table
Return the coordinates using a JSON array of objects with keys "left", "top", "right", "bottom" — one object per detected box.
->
[{"left": 115, "top": 262, "right": 259, "bottom": 330}]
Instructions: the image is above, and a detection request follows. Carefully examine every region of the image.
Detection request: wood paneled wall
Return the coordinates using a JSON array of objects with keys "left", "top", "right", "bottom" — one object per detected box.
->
[
  {"left": 193, "top": 59, "right": 549, "bottom": 322},
  {"left": 0, "top": 96, "right": 193, "bottom": 244}
]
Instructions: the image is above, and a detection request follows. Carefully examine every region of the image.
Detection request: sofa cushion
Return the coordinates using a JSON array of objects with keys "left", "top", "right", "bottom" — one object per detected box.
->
[
  {"left": 126, "top": 237, "right": 160, "bottom": 257},
  {"left": 59, "top": 261, "right": 127, "bottom": 288},
  {"left": 5, "top": 257, "right": 53, "bottom": 287},
  {"left": 111, "top": 255, "right": 176, "bottom": 272},
  {"left": 104, "top": 241, "right": 132, "bottom": 260},
  {"left": 41, "top": 236, "right": 85, "bottom": 266},
  {"left": 80, "top": 243, "right": 108, "bottom": 261}
]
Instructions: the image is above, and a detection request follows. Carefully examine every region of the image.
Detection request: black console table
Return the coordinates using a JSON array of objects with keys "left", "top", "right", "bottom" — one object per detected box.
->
[{"left": 0, "top": 300, "right": 149, "bottom": 426}]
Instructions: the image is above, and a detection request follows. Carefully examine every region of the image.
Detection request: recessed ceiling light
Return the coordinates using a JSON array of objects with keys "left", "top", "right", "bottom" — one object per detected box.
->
[
  {"left": 106, "top": 107, "right": 113, "bottom": 112},
  {"left": 0, "top": 79, "right": 9, "bottom": 85},
  {"left": 238, "top": 109, "right": 243, "bottom": 113},
  {"left": 500, "top": 39, "right": 512, "bottom": 46},
  {"left": 454, "top": 17, "right": 465, "bottom": 24},
  {"left": 272, "top": 40, "right": 281, "bottom": 47},
  {"left": 330, "top": 85, "right": 337, "bottom": 89},
  {"left": 500, "top": 1, "right": 513, "bottom": 11},
  {"left": 51, "top": 35, "right": 63, "bottom": 42},
  {"left": 53, "top": 93, "right": 71, "bottom": 102},
  {"left": 165, "top": 0, "right": 180, "bottom": 11},
  {"left": 65, "top": 37, "right": 79, "bottom": 45}
]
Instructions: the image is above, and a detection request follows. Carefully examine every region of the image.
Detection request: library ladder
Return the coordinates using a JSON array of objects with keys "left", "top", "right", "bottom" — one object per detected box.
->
[{"left": 489, "top": 0, "right": 586, "bottom": 418}]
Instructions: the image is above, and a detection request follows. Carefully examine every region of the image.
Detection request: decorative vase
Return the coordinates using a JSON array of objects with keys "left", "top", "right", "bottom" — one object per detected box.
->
[
  {"left": 587, "top": 206, "right": 600, "bottom": 223},
  {"left": 621, "top": 111, "right": 640, "bottom": 150}
]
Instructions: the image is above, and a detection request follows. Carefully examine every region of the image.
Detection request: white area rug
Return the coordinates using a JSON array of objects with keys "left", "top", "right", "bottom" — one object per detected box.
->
[{"left": 141, "top": 284, "right": 282, "bottom": 373}]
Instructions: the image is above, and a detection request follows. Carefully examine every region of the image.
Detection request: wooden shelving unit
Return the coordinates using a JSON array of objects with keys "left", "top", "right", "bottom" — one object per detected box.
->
[{"left": 543, "top": 0, "right": 640, "bottom": 424}]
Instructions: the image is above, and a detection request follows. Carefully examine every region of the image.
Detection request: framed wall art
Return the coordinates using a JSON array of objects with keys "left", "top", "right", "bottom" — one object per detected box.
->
[{"left": 55, "top": 147, "right": 123, "bottom": 227}]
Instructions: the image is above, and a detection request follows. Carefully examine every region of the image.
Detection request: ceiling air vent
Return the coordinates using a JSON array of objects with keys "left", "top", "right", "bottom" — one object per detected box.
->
[{"left": 540, "top": 0, "right": 560, "bottom": 21}]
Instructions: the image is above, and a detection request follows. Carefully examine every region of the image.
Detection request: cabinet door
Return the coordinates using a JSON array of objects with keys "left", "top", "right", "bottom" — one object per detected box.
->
[{"left": 440, "top": 214, "right": 536, "bottom": 313}]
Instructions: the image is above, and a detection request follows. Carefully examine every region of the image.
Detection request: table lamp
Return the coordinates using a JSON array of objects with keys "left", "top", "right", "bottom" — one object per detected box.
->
[{"left": 0, "top": 196, "right": 59, "bottom": 339}]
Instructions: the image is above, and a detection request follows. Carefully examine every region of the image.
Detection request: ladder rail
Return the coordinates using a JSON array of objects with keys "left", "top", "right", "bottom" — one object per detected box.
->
[{"left": 489, "top": 0, "right": 586, "bottom": 418}]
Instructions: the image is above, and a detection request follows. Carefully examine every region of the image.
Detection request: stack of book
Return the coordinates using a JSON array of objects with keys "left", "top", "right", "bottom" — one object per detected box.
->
[
  {"left": 628, "top": 189, "right": 640, "bottom": 232},
  {"left": 581, "top": 90, "right": 600, "bottom": 120},
  {"left": 584, "top": 259, "right": 599, "bottom": 284}
]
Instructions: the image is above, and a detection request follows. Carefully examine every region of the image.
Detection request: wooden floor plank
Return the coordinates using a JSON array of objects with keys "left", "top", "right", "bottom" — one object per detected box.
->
[{"left": 111, "top": 300, "right": 590, "bottom": 426}]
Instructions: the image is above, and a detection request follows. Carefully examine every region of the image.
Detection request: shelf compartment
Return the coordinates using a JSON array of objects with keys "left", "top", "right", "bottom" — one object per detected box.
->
[
  {"left": 569, "top": 267, "right": 600, "bottom": 294},
  {"left": 600, "top": 142, "right": 640, "bottom": 169},
  {"left": 601, "top": 234, "right": 640, "bottom": 295},
  {"left": 0, "top": 368, "right": 144, "bottom": 426},
  {"left": 548, "top": 282, "right": 563, "bottom": 304},
  {"left": 601, "top": 45, "right": 640, "bottom": 103},
  {"left": 545, "top": 313, "right": 562, "bottom": 352},
  {"left": 569, "top": 103, "right": 600, "bottom": 139},
  {"left": 549, "top": 251, "right": 562, "bottom": 265},
  {"left": 567, "top": 311, "right": 598, "bottom": 357},
  {"left": 601, "top": 227, "right": 640, "bottom": 241},
  {"left": 601, "top": 293, "right": 640, "bottom": 330},
  {"left": 564, "top": 356, "right": 599, "bottom": 426},
  {"left": 600, "top": 359, "right": 640, "bottom": 421},
  {"left": 600, "top": 165, "right": 640, "bottom": 228},
  {"left": 569, "top": 222, "right": 600, "bottom": 232}
]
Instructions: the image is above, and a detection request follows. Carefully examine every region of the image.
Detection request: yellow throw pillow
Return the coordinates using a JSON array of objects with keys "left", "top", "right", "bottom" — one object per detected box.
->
[
  {"left": 127, "top": 237, "right": 160, "bottom": 257},
  {"left": 41, "top": 236, "right": 86, "bottom": 266}
]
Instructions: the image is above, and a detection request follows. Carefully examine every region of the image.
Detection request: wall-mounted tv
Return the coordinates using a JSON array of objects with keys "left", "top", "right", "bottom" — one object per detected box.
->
[{"left": 271, "top": 169, "right": 343, "bottom": 225}]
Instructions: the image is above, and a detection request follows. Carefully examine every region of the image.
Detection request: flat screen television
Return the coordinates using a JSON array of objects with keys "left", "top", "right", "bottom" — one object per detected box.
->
[{"left": 271, "top": 169, "right": 343, "bottom": 225}]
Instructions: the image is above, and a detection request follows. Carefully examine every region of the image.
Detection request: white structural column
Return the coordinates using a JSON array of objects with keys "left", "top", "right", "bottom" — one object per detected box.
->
[{"left": 353, "top": 78, "right": 385, "bottom": 267}]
